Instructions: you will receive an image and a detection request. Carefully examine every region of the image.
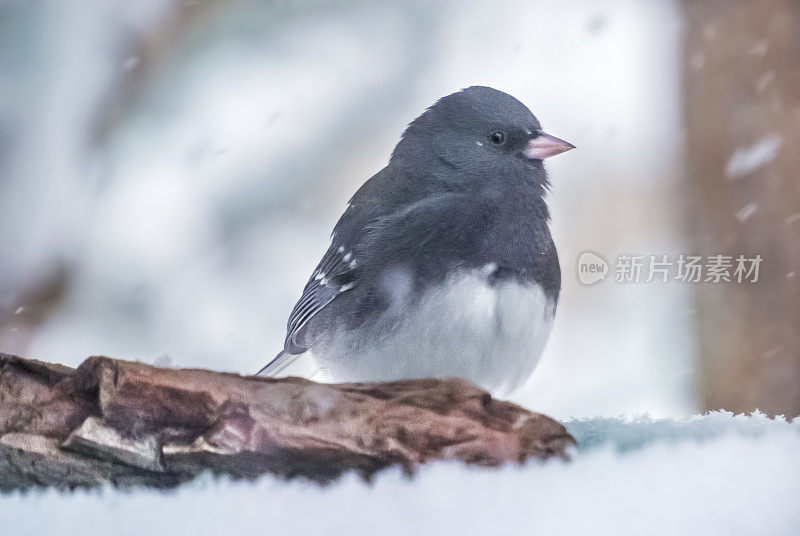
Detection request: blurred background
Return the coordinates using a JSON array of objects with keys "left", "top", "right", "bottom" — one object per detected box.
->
[{"left": 0, "top": 0, "right": 797, "bottom": 420}]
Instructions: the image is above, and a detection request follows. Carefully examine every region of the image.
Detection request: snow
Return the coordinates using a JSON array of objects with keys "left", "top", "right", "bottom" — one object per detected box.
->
[
  {"left": 690, "top": 52, "right": 705, "bottom": 71},
  {"left": 725, "top": 136, "right": 783, "bottom": 179},
  {"left": 755, "top": 71, "right": 775, "bottom": 94},
  {"left": 735, "top": 202, "right": 758, "bottom": 223},
  {"left": 2, "top": 412, "right": 798, "bottom": 536}
]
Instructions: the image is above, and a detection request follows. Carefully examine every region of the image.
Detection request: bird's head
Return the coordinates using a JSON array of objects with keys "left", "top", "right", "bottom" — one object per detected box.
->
[{"left": 392, "top": 86, "right": 574, "bottom": 188}]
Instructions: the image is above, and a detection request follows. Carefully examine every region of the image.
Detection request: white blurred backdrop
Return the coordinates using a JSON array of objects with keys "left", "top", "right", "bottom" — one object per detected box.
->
[{"left": 0, "top": 0, "right": 694, "bottom": 419}]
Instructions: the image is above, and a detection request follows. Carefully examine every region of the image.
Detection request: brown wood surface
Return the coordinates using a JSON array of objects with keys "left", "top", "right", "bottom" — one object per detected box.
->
[{"left": 0, "top": 353, "right": 574, "bottom": 491}]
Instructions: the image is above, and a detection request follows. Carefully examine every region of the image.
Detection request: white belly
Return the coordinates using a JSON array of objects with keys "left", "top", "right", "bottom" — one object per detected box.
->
[{"left": 313, "top": 268, "right": 556, "bottom": 394}]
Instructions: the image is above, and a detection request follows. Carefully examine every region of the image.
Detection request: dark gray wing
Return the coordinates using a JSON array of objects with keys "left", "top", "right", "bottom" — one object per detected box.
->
[
  {"left": 259, "top": 166, "right": 430, "bottom": 376},
  {"left": 257, "top": 240, "right": 361, "bottom": 376},
  {"left": 284, "top": 241, "right": 361, "bottom": 353}
]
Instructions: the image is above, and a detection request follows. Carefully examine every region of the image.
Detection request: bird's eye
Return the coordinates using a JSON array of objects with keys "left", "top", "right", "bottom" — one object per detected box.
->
[{"left": 490, "top": 131, "right": 506, "bottom": 144}]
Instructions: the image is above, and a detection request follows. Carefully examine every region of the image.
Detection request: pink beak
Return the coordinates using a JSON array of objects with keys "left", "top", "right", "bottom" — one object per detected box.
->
[{"left": 522, "top": 131, "right": 575, "bottom": 160}]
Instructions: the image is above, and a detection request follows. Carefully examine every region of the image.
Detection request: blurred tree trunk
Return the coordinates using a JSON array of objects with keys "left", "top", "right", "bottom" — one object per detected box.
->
[{"left": 681, "top": 1, "right": 800, "bottom": 417}]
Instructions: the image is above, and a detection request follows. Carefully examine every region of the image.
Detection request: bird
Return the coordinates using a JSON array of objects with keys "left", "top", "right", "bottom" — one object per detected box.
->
[{"left": 258, "top": 86, "right": 574, "bottom": 393}]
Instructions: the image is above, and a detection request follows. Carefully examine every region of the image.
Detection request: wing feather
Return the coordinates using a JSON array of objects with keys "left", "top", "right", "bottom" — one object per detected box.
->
[{"left": 282, "top": 241, "right": 361, "bottom": 354}]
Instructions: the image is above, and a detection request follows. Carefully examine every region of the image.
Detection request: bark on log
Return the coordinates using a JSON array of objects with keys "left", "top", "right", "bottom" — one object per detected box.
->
[{"left": 0, "top": 353, "right": 574, "bottom": 491}]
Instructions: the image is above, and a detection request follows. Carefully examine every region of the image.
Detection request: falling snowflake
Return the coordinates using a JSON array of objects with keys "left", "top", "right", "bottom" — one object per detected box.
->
[
  {"left": 725, "top": 135, "right": 782, "bottom": 179},
  {"left": 735, "top": 203, "right": 758, "bottom": 223}
]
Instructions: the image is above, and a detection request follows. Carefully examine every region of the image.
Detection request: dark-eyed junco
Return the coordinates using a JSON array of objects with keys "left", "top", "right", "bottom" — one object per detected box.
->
[{"left": 259, "top": 86, "right": 574, "bottom": 393}]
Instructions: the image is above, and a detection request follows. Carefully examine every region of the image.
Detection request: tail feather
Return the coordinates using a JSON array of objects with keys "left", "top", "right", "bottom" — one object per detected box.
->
[
  {"left": 257, "top": 350, "right": 331, "bottom": 382},
  {"left": 256, "top": 350, "right": 299, "bottom": 376}
]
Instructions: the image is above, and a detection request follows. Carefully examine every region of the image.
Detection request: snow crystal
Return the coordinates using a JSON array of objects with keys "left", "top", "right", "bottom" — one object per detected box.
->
[
  {"left": 749, "top": 41, "right": 768, "bottom": 57},
  {"left": 689, "top": 52, "right": 705, "bottom": 71},
  {"left": 735, "top": 202, "right": 758, "bottom": 223},
  {"left": 763, "top": 347, "right": 783, "bottom": 359},
  {"left": 123, "top": 56, "right": 140, "bottom": 71},
  {"left": 2, "top": 412, "right": 798, "bottom": 536},
  {"left": 725, "top": 136, "right": 783, "bottom": 179},
  {"left": 755, "top": 71, "right": 775, "bottom": 94}
]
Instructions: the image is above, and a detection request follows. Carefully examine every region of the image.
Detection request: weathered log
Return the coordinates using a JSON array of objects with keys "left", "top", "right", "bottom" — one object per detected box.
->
[{"left": 0, "top": 353, "right": 574, "bottom": 490}]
